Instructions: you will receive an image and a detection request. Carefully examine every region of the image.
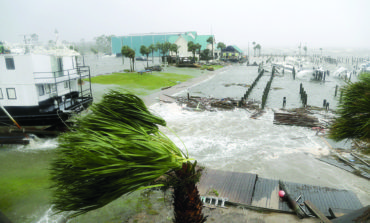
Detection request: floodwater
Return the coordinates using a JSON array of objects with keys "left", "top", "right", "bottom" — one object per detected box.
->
[{"left": 0, "top": 55, "right": 369, "bottom": 223}]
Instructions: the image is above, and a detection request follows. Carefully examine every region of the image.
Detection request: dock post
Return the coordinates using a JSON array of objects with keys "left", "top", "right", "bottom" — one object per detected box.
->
[
  {"left": 326, "top": 102, "right": 329, "bottom": 111},
  {"left": 335, "top": 85, "right": 338, "bottom": 97},
  {"left": 283, "top": 97, "right": 286, "bottom": 108},
  {"left": 323, "top": 99, "right": 327, "bottom": 108}
]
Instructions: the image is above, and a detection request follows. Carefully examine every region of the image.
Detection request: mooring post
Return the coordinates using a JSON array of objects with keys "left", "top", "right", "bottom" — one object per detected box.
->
[
  {"left": 283, "top": 97, "right": 286, "bottom": 108},
  {"left": 326, "top": 102, "right": 330, "bottom": 111},
  {"left": 323, "top": 99, "right": 327, "bottom": 108},
  {"left": 187, "top": 92, "right": 190, "bottom": 101},
  {"left": 335, "top": 85, "right": 338, "bottom": 97}
]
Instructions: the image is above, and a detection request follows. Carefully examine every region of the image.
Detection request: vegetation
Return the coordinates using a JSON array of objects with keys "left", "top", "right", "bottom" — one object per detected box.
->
[
  {"left": 217, "top": 42, "right": 226, "bottom": 58},
  {"left": 187, "top": 41, "right": 197, "bottom": 61},
  {"left": 95, "top": 35, "right": 115, "bottom": 54},
  {"left": 207, "top": 36, "right": 214, "bottom": 59},
  {"left": 140, "top": 45, "right": 150, "bottom": 67},
  {"left": 50, "top": 90, "right": 207, "bottom": 222},
  {"left": 121, "top": 45, "right": 136, "bottom": 72},
  {"left": 329, "top": 73, "right": 370, "bottom": 150},
  {"left": 148, "top": 44, "right": 156, "bottom": 63},
  {"left": 170, "top": 43, "right": 179, "bottom": 57}
]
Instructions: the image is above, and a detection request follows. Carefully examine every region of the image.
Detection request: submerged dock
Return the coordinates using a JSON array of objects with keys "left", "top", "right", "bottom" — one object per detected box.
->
[{"left": 198, "top": 169, "right": 364, "bottom": 218}]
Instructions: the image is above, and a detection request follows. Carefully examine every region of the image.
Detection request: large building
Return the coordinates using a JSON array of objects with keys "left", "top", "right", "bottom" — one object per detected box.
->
[{"left": 111, "top": 31, "right": 216, "bottom": 58}]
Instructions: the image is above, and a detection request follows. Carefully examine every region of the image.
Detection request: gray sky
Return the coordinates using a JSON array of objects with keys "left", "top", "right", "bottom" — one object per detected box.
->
[{"left": 2, "top": 0, "right": 369, "bottom": 50}]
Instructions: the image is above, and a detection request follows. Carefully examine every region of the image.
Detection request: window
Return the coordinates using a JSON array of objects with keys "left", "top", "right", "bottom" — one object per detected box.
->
[
  {"left": 57, "top": 57, "right": 63, "bottom": 76},
  {"left": 64, "top": 80, "right": 70, "bottom": 89},
  {"left": 0, "top": 88, "right": 3, "bottom": 99},
  {"left": 38, "top": 85, "right": 44, "bottom": 96},
  {"left": 45, "top": 84, "right": 51, "bottom": 94},
  {"left": 6, "top": 88, "right": 16, "bottom": 99},
  {"left": 5, "top": 57, "right": 15, "bottom": 70}
]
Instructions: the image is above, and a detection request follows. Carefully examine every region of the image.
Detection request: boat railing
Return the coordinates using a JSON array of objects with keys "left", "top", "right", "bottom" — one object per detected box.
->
[{"left": 33, "top": 66, "right": 93, "bottom": 112}]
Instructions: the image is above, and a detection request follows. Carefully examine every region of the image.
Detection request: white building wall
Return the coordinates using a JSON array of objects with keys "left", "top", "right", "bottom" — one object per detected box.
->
[{"left": 0, "top": 55, "right": 39, "bottom": 106}]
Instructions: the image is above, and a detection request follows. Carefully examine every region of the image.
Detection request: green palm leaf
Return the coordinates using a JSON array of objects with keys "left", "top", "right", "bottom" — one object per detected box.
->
[{"left": 50, "top": 90, "right": 188, "bottom": 216}]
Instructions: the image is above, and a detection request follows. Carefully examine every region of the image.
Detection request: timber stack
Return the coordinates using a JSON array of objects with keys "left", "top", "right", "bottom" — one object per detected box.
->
[{"left": 273, "top": 112, "right": 320, "bottom": 127}]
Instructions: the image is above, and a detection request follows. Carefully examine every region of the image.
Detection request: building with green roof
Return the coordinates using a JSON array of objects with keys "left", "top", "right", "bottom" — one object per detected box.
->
[{"left": 111, "top": 31, "right": 215, "bottom": 58}]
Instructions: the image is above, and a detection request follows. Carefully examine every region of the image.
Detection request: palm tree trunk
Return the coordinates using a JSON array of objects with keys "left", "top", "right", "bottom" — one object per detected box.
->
[{"left": 173, "top": 161, "right": 207, "bottom": 223}]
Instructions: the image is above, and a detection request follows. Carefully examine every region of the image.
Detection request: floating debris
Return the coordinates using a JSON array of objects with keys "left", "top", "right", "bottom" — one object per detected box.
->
[{"left": 174, "top": 96, "right": 259, "bottom": 111}]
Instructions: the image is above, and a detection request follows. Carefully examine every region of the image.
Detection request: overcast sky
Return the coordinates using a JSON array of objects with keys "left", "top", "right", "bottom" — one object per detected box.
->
[{"left": 2, "top": 0, "right": 369, "bottom": 50}]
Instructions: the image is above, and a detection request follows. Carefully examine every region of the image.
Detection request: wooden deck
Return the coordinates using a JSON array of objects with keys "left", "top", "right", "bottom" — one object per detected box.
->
[{"left": 198, "top": 169, "right": 364, "bottom": 217}]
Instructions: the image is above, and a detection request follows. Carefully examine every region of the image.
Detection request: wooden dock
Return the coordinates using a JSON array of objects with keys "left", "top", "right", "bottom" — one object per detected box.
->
[{"left": 198, "top": 169, "right": 364, "bottom": 218}]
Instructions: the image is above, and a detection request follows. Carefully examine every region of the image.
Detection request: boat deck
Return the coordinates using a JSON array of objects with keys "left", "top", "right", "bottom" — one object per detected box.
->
[{"left": 198, "top": 169, "right": 364, "bottom": 217}]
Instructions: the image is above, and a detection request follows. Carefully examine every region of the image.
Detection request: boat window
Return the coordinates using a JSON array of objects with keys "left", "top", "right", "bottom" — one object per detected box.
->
[
  {"left": 45, "top": 84, "right": 51, "bottom": 94},
  {"left": 6, "top": 88, "right": 16, "bottom": 99},
  {"left": 5, "top": 57, "right": 15, "bottom": 70},
  {"left": 57, "top": 57, "right": 63, "bottom": 76},
  {"left": 64, "top": 80, "right": 70, "bottom": 89},
  {"left": 51, "top": 84, "right": 56, "bottom": 92},
  {"left": 0, "top": 88, "right": 3, "bottom": 99},
  {"left": 38, "top": 85, "right": 44, "bottom": 96}
]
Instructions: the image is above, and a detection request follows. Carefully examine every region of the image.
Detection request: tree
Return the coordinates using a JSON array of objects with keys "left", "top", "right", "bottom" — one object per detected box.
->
[
  {"left": 201, "top": 49, "right": 211, "bottom": 63},
  {"left": 121, "top": 45, "right": 135, "bottom": 72},
  {"left": 195, "top": 43, "right": 202, "bottom": 61},
  {"left": 329, "top": 73, "right": 370, "bottom": 147},
  {"left": 303, "top": 46, "right": 307, "bottom": 57},
  {"left": 140, "top": 45, "right": 150, "bottom": 68},
  {"left": 50, "top": 90, "right": 207, "bottom": 222},
  {"left": 187, "top": 41, "right": 197, "bottom": 61},
  {"left": 95, "top": 35, "right": 115, "bottom": 54},
  {"left": 156, "top": 42, "right": 163, "bottom": 63},
  {"left": 163, "top": 42, "right": 171, "bottom": 56},
  {"left": 255, "top": 44, "right": 261, "bottom": 57},
  {"left": 217, "top": 42, "right": 226, "bottom": 59},
  {"left": 170, "top": 43, "right": 179, "bottom": 57},
  {"left": 252, "top": 42, "right": 256, "bottom": 57},
  {"left": 90, "top": 47, "right": 98, "bottom": 55},
  {"left": 148, "top": 44, "right": 156, "bottom": 64},
  {"left": 31, "top": 33, "right": 39, "bottom": 44},
  {"left": 207, "top": 36, "right": 214, "bottom": 59}
]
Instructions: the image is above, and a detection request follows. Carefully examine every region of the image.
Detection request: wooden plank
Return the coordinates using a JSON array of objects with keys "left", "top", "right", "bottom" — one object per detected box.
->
[
  {"left": 329, "top": 207, "right": 354, "bottom": 218},
  {"left": 304, "top": 200, "right": 332, "bottom": 223},
  {"left": 251, "top": 177, "right": 279, "bottom": 209}
]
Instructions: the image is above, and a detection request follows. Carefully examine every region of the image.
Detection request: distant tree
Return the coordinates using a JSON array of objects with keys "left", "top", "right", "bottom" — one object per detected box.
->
[
  {"left": 252, "top": 42, "right": 256, "bottom": 57},
  {"left": 170, "top": 44, "right": 179, "bottom": 57},
  {"left": 163, "top": 42, "right": 171, "bottom": 56},
  {"left": 148, "top": 44, "right": 156, "bottom": 64},
  {"left": 187, "top": 41, "right": 197, "bottom": 61},
  {"left": 303, "top": 46, "right": 307, "bottom": 57},
  {"left": 156, "top": 42, "right": 164, "bottom": 63},
  {"left": 255, "top": 44, "right": 261, "bottom": 57},
  {"left": 140, "top": 45, "right": 150, "bottom": 67},
  {"left": 31, "top": 33, "right": 39, "bottom": 43},
  {"left": 195, "top": 43, "right": 202, "bottom": 61},
  {"left": 90, "top": 47, "right": 98, "bottom": 55},
  {"left": 319, "top": 48, "right": 323, "bottom": 56},
  {"left": 207, "top": 36, "right": 214, "bottom": 59},
  {"left": 217, "top": 42, "right": 226, "bottom": 58},
  {"left": 95, "top": 35, "right": 115, "bottom": 54},
  {"left": 329, "top": 73, "right": 370, "bottom": 148},
  {"left": 201, "top": 49, "right": 211, "bottom": 63},
  {"left": 122, "top": 45, "right": 135, "bottom": 72}
]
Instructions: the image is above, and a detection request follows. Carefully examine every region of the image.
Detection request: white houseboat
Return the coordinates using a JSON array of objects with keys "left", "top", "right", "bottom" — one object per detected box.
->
[{"left": 0, "top": 48, "right": 93, "bottom": 130}]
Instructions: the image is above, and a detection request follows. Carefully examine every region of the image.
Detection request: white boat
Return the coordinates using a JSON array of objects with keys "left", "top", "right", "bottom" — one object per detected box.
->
[
  {"left": 0, "top": 46, "right": 93, "bottom": 130},
  {"left": 333, "top": 67, "right": 352, "bottom": 79}
]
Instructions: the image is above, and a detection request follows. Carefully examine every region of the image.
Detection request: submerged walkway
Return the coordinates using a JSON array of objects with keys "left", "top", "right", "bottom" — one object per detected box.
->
[{"left": 198, "top": 169, "right": 364, "bottom": 218}]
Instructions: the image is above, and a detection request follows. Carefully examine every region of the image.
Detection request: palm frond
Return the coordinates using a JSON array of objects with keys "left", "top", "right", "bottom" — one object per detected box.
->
[
  {"left": 329, "top": 73, "right": 370, "bottom": 141},
  {"left": 50, "top": 90, "right": 188, "bottom": 216}
]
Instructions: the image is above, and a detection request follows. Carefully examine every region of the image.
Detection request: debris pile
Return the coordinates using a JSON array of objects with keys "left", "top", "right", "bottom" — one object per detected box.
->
[{"left": 174, "top": 96, "right": 260, "bottom": 111}]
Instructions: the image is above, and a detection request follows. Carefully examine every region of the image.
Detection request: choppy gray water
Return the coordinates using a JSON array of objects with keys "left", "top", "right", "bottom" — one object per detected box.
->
[{"left": 0, "top": 54, "right": 369, "bottom": 223}]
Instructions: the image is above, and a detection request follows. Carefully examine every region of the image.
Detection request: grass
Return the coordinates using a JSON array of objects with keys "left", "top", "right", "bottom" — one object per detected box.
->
[{"left": 87, "top": 72, "right": 194, "bottom": 95}]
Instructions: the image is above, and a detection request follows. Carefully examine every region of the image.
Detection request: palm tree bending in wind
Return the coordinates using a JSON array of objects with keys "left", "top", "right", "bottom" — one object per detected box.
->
[{"left": 50, "top": 90, "right": 207, "bottom": 223}]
